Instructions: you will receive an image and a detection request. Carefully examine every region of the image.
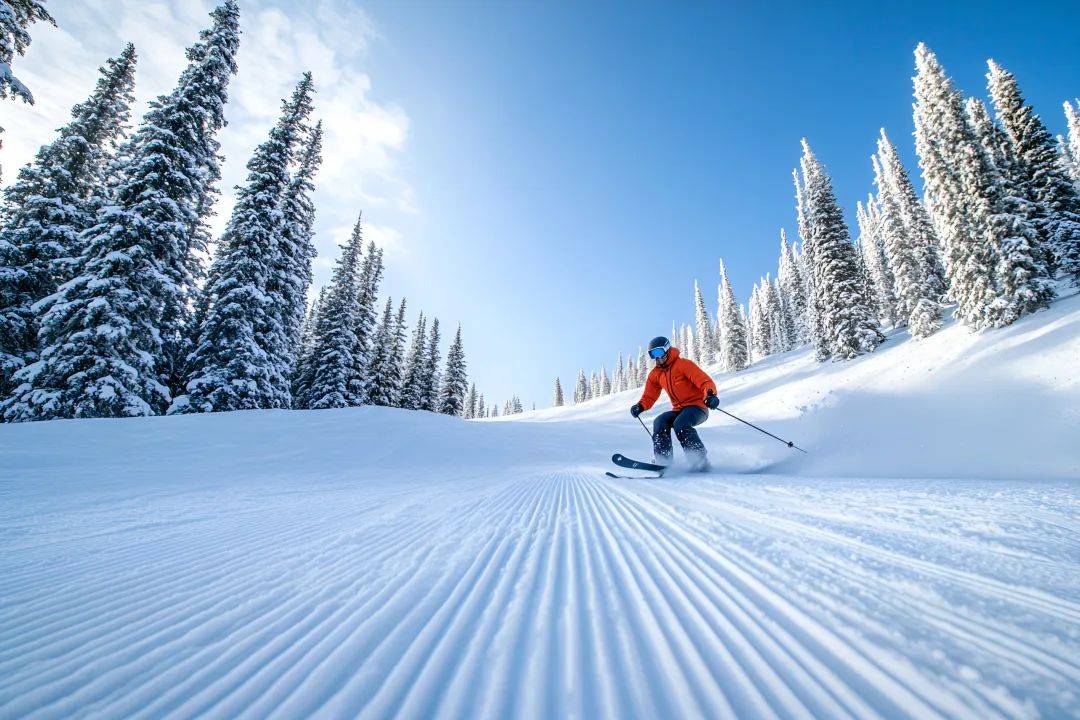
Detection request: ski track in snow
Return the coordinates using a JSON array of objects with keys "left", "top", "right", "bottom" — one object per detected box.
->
[{"left": 2, "top": 468, "right": 1077, "bottom": 720}]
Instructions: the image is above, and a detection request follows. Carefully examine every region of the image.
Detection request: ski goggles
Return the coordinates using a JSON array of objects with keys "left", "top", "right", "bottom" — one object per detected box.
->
[{"left": 648, "top": 343, "right": 671, "bottom": 359}]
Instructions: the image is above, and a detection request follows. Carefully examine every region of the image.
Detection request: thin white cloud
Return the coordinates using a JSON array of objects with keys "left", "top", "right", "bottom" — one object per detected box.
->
[{"left": 3, "top": 0, "right": 413, "bottom": 290}]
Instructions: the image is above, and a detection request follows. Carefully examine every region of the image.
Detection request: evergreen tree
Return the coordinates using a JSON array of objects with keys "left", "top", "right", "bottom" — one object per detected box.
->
[
  {"left": 716, "top": 259, "right": 748, "bottom": 371},
  {"left": 3, "top": 4, "right": 240, "bottom": 421},
  {"left": 476, "top": 393, "right": 485, "bottom": 418},
  {"left": 152, "top": 2, "right": 242, "bottom": 396},
  {"left": 588, "top": 370, "right": 598, "bottom": 399},
  {"left": 491, "top": 403, "right": 498, "bottom": 418},
  {"left": 988, "top": 60, "right": 1080, "bottom": 282},
  {"left": 966, "top": 96, "right": 1055, "bottom": 322},
  {"left": 463, "top": 382, "right": 477, "bottom": 419},
  {"left": 438, "top": 324, "right": 466, "bottom": 416},
  {"left": 276, "top": 119, "right": 323, "bottom": 379},
  {"left": 681, "top": 324, "right": 694, "bottom": 363},
  {"left": 511, "top": 395, "right": 523, "bottom": 414},
  {"left": 365, "top": 298, "right": 400, "bottom": 407},
  {"left": 573, "top": 369, "right": 586, "bottom": 403},
  {"left": 777, "top": 230, "right": 807, "bottom": 345},
  {"left": 693, "top": 280, "right": 716, "bottom": 365},
  {"left": 295, "top": 216, "right": 365, "bottom": 410},
  {"left": 636, "top": 346, "right": 648, "bottom": 384},
  {"left": 794, "top": 167, "right": 826, "bottom": 359},
  {"left": 799, "top": 140, "right": 883, "bottom": 360},
  {"left": 614, "top": 352, "right": 625, "bottom": 392},
  {"left": 399, "top": 311, "right": 427, "bottom": 410},
  {"left": 856, "top": 195, "right": 899, "bottom": 329},
  {"left": 747, "top": 282, "right": 769, "bottom": 359},
  {"left": 1064, "top": 101, "right": 1080, "bottom": 188},
  {"left": 875, "top": 129, "right": 944, "bottom": 337},
  {"left": 553, "top": 377, "right": 564, "bottom": 406},
  {"left": 420, "top": 318, "right": 441, "bottom": 411},
  {"left": 291, "top": 288, "right": 324, "bottom": 405},
  {"left": 0, "top": 0, "right": 53, "bottom": 109},
  {"left": 914, "top": 44, "right": 1038, "bottom": 329},
  {"left": 388, "top": 298, "right": 408, "bottom": 406},
  {"left": 0, "top": 44, "right": 136, "bottom": 398},
  {"left": 173, "top": 75, "right": 315, "bottom": 413},
  {"left": 348, "top": 240, "right": 384, "bottom": 405},
  {"left": 764, "top": 275, "right": 790, "bottom": 352}
]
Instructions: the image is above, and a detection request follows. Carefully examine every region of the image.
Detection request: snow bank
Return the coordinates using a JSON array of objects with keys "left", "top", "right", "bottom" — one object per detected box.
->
[{"left": 514, "top": 291, "right": 1080, "bottom": 481}]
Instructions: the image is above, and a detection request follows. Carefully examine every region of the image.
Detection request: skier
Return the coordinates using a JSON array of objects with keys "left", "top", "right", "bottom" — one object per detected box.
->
[{"left": 630, "top": 336, "right": 719, "bottom": 470}]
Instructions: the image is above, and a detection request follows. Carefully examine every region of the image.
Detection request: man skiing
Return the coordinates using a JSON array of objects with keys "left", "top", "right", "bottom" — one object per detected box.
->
[{"left": 630, "top": 336, "right": 719, "bottom": 470}]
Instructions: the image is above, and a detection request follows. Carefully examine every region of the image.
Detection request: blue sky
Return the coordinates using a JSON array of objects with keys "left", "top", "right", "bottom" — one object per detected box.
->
[{"left": 6, "top": 0, "right": 1079, "bottom": 409}]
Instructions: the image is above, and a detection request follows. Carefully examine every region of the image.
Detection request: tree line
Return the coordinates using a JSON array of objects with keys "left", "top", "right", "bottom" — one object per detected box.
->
[
  {"left": 0, "top": 1, "right": 478, "bottom": 422},
  {"left": 556, "top": 42, "right": 1080, "bottom": 407}
]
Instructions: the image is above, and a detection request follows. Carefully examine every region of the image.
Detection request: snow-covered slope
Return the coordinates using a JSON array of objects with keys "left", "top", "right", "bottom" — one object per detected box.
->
[{"left": 1, "top": 295, "right": 1078, "bottom": 719}]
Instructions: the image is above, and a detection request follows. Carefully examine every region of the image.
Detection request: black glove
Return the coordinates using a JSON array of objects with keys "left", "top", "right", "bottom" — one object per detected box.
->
[
  {"left": 630, "top": 403, "right": 643, "bottom": 418},
  {"left": 704, "top": 391, "right": 719, "bottom": 410}
]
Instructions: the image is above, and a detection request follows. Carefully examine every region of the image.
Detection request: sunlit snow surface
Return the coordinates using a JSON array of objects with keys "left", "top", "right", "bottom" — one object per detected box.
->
[{"left": 1, "top": 295, "right": 1078, "bottom": 719}]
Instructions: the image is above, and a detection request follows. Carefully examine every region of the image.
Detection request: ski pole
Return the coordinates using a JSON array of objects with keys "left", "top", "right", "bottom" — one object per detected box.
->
[{"left": 714, "top": 406, "right": 807, "bottom": 454}]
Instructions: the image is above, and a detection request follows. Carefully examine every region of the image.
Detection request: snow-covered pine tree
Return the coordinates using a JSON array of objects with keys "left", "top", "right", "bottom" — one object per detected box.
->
[
  {"left": 275, "top": 119, "right": 323, "bottom": 384},
  {"left": 511, "top": 395, "right": 523, "bottom": 414},
  {"left": 680, "top": 324, "right": 694, "bottom": 363},
  {"left": 172, "top": 74, "right": 315, "bottom": 414},
  {"left": 988, "top": 61, "right": 1080, "bottom": 282},
  {"left": 291, "top": 288, "right": 325, "bottom": 405},
  {"left": 0, "top": 0, "right": 53, "bottom": 114},
  {"left": 716, "top": 259, "right": 748, "bottom": 371},
  {"left": 347, "top": 240, "right": 384, "bottom": 406},
  {"left": 0, "top": 44, "right": 136, "bottom": 398},
  {"left": 573, "top": 369, "right": 587, "bottom": 403},
  {"left": 1064, "top": 101, "right": 1080, "bottom": 188},
  {"left": 764, "top": 275, "right": 791, "bottom": 352},
  {"left": 419, "top": 317, "right": 441, "bottom": 412},
  {"left": 794, "top": 167, "right": 826, "bottom": 359},
  {"left": 437, "top": 324, "right": 466, "bottom": 416},
  {"left": 966, "top": 96, "right": 1055, "bottom": 322},
  {"left": 588, "top": 370, "right": 598, "bottom": 399},
  {"left": 3, "top": 4, "right": 240, "bottom": 421},
  {"left": 636, "top": 347, "right": 648, "bottom": 384},
  {"left": 388, "top": 298, "right": 408, "bottom": 406},
  {"left": 365, "top": 297, "right": 400, "bottom": 407},
  {"left": 463, "top": 382, "right": 477, "bottom": 419},
  {"left": 875, "top": 129, "right": 944, "bottom": 337},
  {"left": 491, "top": 403, "right": 498, "bottom": 418},
  {"left": 914, "top": 44, "right": 1008, "bottom": 330},
  {"left": 149, "top": 2, "right": 241, "bottom": 397},
  {"left": 799, "top": 140, "right": 883, "bottom": 360},
  {"left": 693, "top": 280, "right": 716, "bottom": 365},
  {"left": 476, "top": 393, "right": 485, "bottom": 418},
  {"left": 399, "top": 311, "right": 427, "bottom": 410},
  {"left": 777, "top": 230, "right": 807, "bottom": 345},
  {"left": 553, "top": 377, "right": 564, "bottom": 406},
  {"left": 293, "top": 216, "right": 365, "bottom": 410},
  {"left": 600, "top": 365, "right": 611, "bottom": 395},
  {"left": 856, "top": 194, "right": 899, "bottom": 329},
  {"left": 614, "top": 353, "right": 625, "bottom": 392},
  {"left": 747, "top": 281, "right": 769, "bottom": 360}
]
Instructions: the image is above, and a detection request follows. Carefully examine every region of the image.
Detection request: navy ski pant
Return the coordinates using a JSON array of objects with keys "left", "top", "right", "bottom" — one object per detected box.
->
[{"left": 652, "top": 406, "right": 708, "bottom": 463}]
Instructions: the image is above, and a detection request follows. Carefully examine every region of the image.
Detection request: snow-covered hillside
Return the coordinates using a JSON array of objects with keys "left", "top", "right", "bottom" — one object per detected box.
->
[{"left": 1, "top": 295, "right": 1078, "bottom": 719}]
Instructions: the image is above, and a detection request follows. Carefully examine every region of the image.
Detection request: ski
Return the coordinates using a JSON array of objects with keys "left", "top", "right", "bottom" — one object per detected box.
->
[
  {"left": 611, "top": 453, "right": 667, "bottom": 473},
  {"left": 605, "top": 470, "right": 664, "bottom": 479}
]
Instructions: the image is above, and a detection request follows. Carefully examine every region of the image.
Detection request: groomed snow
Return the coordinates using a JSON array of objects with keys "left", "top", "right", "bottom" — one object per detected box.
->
[{"left": 1, "top": 295, "right": 1078, "bottom": 718}]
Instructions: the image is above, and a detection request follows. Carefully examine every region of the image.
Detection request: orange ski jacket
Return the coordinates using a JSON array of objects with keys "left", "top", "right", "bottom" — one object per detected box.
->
[{"left": 638, "top": 347, "right": 717, "bottom": 412}]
